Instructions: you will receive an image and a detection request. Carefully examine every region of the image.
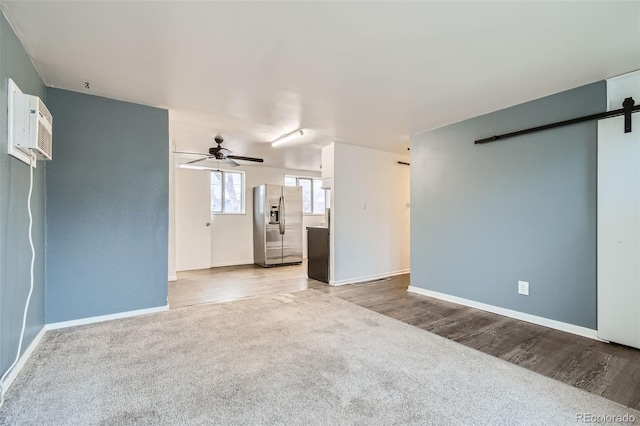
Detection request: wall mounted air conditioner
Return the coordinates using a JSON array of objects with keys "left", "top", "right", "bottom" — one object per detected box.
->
[
  {"left": 7, "top": 78, "right": 53, "bottom": 164},
  {"left": 12, "top": 92, "right": 53, "bottom": 160}
]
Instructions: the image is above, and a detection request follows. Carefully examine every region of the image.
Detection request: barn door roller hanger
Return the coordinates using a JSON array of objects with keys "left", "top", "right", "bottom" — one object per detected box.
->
[{"left": 475, "top": 97, "right": 640, "bottom": 145}]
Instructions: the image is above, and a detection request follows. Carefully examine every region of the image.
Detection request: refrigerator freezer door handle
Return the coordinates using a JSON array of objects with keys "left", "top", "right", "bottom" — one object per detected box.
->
[{"left": 278, "top": 196, "right": 285, "bottom": 235}]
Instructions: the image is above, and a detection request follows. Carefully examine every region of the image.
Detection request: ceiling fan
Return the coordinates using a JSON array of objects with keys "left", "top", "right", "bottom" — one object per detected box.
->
[{"left": 178, "top": 136, "right": 264, "bottom": 167}]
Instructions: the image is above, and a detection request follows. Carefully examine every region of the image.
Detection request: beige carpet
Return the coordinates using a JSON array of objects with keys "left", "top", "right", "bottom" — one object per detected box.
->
[{"left": 1, "top": 290, "right": 638, "bottom": 425}]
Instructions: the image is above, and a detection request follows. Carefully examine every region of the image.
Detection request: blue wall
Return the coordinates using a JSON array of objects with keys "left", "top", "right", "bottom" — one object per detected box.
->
[
  {"left": 45, "top": 89, "right": 169, "bottom": 323},
  {"left": 410, "top": 82, "right": 605, "bottom": 329},
  {"left": 0, "top": 13, "right": 46, "bottom": 379}
]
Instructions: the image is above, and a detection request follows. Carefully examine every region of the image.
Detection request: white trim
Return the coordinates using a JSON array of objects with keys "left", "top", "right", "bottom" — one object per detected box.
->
[
  {"left": 168, "top": 275, "right": 177, "bottom": 282},
  {"left": 45, "top": 305, "right": 169, "bottom": 330},
  {"left": 407, "top": 286, "right": 602, "bottom": 341},
  {"left": 209, "top": 260, "right": 254, "bottom": 268},
  {"left": 330, "top": 269, "right": 410, "bottom": 286},
  {"left": 1, "top": 326, "right": 46, "bottom": 398}
]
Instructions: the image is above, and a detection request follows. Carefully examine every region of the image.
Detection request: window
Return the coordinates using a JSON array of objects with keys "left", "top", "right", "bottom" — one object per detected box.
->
[
  {"left": 211, "top": 170, "right": 245, "bottom": 214},
  {"left": 313, "top": 179, "right": 325, "bottom": 213},
  {"left": 284, "top": 176, "right": 328, "bottom": 214},
  {"left": 299, "top": 178, "right": 312, "bottom": 213}
]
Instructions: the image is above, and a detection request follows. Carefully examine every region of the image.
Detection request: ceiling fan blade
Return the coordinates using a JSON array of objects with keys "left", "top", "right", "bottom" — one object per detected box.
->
[
  {"left": 224, "top": 158, "right": 240, "bottom": 167},
  {"left": 226, "top": 155, "right": 264, "bottom": 163},
  {"left": 174, "top": 151, "right": 208, "bottom": 156},
  {"left": 185, "top": 156, "right": 213, "bottom": 165}
]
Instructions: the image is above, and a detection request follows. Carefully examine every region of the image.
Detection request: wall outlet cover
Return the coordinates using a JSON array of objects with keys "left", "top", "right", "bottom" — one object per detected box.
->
[{"left": 518, "top": 280, "right": 529, "bottom": 296}]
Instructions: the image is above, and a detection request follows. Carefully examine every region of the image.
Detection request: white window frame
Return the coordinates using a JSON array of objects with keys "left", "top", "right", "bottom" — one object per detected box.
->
[
  {"left": 284, "top": 175, "right": 327, "bottom": 216},
  {"left": 211, "top": 169, "right": 246, "bottom": 215}
]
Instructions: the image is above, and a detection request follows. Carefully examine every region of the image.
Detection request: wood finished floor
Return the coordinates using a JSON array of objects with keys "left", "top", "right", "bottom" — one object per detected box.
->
[
  {"left": 169, "top": 265, "right": 640, "bottom": 411},
  {"left": 169, "top": 262, "right": 323, "bottom": 308}
]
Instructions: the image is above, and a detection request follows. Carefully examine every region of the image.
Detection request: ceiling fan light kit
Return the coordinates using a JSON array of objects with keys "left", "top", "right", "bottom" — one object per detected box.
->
[{"left": 271, "top": 129, "right": 304, "bottom": 147}]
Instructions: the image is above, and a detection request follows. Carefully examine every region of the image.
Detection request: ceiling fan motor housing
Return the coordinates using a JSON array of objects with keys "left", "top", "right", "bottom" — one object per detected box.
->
[{"left": 209, "top": 136, "right": 231, "bottom": 158}]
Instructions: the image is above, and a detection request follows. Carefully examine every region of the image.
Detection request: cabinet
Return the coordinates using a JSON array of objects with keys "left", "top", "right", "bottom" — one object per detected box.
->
[{"left": 307, "top": 226, "right": 329, "bottom": 283}]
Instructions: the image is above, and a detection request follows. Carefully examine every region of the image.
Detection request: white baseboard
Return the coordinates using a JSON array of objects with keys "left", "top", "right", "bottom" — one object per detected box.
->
[
  {"left": 45, "top": 305, "right": 169, "bottom": 330},
  {"left": 407, "top": 286, "right": 601, "bottom": 341},
  {"left": 168, "top": 275, "right": 177, "bottom": 282},
  {"left": 330, "top": 269, "right": 410, "bottom": 286},
  {"left": 1, "top": 326, "right": 46, "bottom": 398},
  {"left": 210, "top": 260, "right": 254, "bottom": 268}
]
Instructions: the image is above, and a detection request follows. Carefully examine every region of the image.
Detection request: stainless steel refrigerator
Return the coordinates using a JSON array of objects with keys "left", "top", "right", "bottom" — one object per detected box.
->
[{"left": 253, "top": 184, "right": 303, "bottom": 267}]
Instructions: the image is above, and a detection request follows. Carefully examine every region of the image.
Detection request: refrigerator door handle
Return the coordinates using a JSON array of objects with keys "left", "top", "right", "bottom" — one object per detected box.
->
[
  {"left": 282, "top": 195, "right": 286, "bottom": 234},
  {"left": 279, "top": 196, "right": 285, "bottom": 235}
]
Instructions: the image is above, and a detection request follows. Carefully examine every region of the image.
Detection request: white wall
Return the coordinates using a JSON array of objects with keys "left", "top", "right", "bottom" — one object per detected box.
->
[
  {"left": 607, "top": 70, "right": 640, "bottom": 111},
  {"left": 168, "top": 142, "right": 177, "bottom": 281},
  {"left": 174, "top": 163, "right": 322, "bottom": 270},
  {"left": 331, "top": 143, "right": 410, "bottom": 284},
  {"left": 321, "top": 143, "right": 334, "bottom": 189},
  {"left": 322, "top": 144, "right": 336, "bottom": 281}
]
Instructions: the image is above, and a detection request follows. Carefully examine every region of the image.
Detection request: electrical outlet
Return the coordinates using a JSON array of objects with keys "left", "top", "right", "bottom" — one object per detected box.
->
[
  {"left": 518, "top": 280, "right": 529, "bottom": 296},
  {"left": 362, "top": 201, "right": 367, "bottom": 210}
]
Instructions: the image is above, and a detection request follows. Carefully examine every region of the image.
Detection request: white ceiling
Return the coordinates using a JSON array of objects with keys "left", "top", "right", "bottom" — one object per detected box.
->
[{"left": 3, "top": 1, "right": 639, "bottom": 170}]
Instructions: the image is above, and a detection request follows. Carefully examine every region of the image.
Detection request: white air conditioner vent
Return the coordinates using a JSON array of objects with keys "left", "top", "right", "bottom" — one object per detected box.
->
[{"left": 12, "top": 91, "right": 53, "bottom": 161}]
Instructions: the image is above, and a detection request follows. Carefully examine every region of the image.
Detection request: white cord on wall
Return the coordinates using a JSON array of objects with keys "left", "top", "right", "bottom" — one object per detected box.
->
[{"left": 0, "top": 151, "right": 36, "bottom": 409}]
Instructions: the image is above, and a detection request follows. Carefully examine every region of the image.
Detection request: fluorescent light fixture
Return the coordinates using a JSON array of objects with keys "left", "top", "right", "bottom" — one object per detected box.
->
[
  {"left": 179, "top": 163, "right": 239, "bottom": 172},
  {"left": 271, "top": 129, "right": 304, "bottom": 147},
  {"left": 178, "top": 164, "right": 211, "bottom": 171}
]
